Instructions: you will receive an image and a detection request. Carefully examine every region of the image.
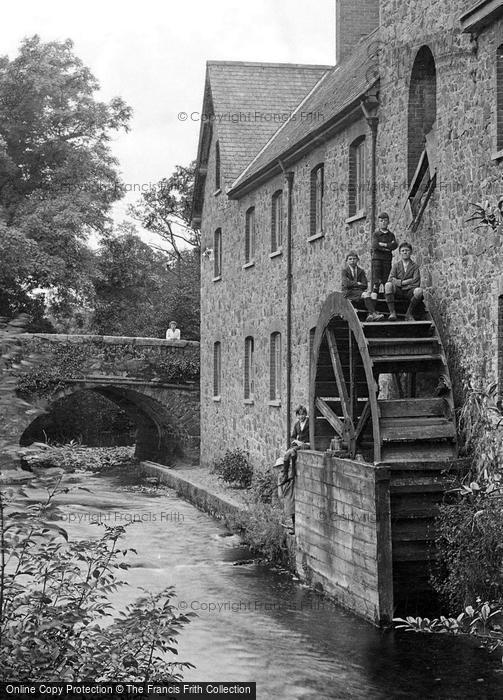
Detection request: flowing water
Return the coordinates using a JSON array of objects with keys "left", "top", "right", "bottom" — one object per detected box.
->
[{"left": 48, "top": 466, "right": 503, "bottom": 699}]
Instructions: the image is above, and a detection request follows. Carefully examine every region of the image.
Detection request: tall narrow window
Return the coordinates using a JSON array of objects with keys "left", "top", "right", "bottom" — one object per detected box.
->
[
  {"left": 269, "top": 332, "right": 282, "bottom": 400},
  {"left": 349, "top": 137, "right": 366, "bottom": 217},
  {"left": 499, "top": 295, "right": 503, "bottom": 399},
  {"left": 245, "top": 207, "right": 255, "bottom": 264},
  {"left": 213, "top": 342, "right": 221, "bottom": 397},
  {"left": 214, "top": 228, "right": 222, "bottom": 278},
  {"left": 215, "top": 140, "right": 221, "bottom": 190},
  {"left": 497, "top": 45, "right": 503, "bottom": 152},
  {"left": 271, "top": 190, "right": 283, "bottom": 252},
  {"left": 244, "top": 336, "right": 254, "bottom": 400},
  {"left": 310, "top": 164, "right": 324, "bottom": 236}
]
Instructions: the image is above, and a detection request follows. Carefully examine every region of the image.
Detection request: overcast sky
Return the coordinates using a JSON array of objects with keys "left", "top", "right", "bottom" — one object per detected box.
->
[{"left": 0, "top": 0, "right": 335, "bottom": 227}]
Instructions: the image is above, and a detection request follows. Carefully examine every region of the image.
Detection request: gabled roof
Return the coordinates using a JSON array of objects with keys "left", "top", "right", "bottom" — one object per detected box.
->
[
  {"left": 228, "top": 32, "right": 379, "bottom": 198},
  {"left": 460, "top": 0, "right": 503, "bottom": 33},
  {"left": 191, "top": 61, "right": 331, "bottom": 226}
]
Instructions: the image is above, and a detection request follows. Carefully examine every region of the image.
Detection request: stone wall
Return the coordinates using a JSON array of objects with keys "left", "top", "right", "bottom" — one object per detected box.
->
[
  {"left": 377, "top": 0, "right": 503, "bottom": 392},
  {"left": 200, "top": 118, "right": 375, "bottom": 470},
  {"left": 200, "top": 1, "right": 503, "bottom": 471},
  {"left": 295, "top": 451, "right": 392, "bottom": 624},
  {"left": 2, "top": 334, "right": 200, "bottom": 468}
]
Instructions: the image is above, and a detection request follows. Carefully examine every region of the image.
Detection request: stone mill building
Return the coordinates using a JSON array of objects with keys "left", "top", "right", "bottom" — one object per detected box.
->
[
  {"left": 191, "top": 0, "right": 503, "bottom": 620},
  {"left": 192, "top": 0, "right": 503, "bottom": 472}
]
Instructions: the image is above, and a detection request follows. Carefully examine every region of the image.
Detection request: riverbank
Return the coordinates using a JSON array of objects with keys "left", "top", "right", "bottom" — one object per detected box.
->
[{"left": 139, "top": 459, "right": 293, "bottom": 565}]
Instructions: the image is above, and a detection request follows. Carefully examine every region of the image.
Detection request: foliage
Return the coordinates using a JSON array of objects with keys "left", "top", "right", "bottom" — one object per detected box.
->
[
  {"left": 394, "top": 599, "right": 503, "bottom": 661},
  {"left": 20, "top": 445, "right": 136, "bottom": 474},
  {"left": 430, "top": 488, "right": 503, "bottom": 610},
  {"left": 154, "top": 356, "right": 200, "bottom": 383},
  {"left": 92, "top": 225, "right": 200, "bottom": 340},
  {"left": 457, "top": 380, "right": 503, "bottom": 483},
  {"left": 129, "top": 163, "right": 199, "bottom": 264},
  {"left": 250, "top": 467, "right": 278, "bottom": 505},
  {"left": 0, "top": 35, "right": 131, "bottom": 323},
  {"left": 0, "top": 477, "right": 194, "bottom": 681},
  {"left": 14, "top": 339, "right": 200, "bottom": 399},
  {"left": 466, "top": 199, "right": 503, "bottom": 232},
  {"left": 16, "top": 344, "right": 90, "bottom": 397},
  {"left": 228, "top": 501, "right": 289, "bottom": 564},
  {"left": 211, "top": 449, "right": 253, "bottom": 488}
]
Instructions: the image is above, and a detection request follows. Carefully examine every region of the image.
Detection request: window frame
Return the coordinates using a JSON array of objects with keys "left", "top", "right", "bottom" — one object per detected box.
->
[
  {"left": 244, "top": 336, "right": 255, "bottom": 401},
  {"left": 271, "top": 190, "right": 283, "bottom": 253},
  {"left": 348, "top": 136, "right": 366, "bottom": 218},
  {"left": 310, "top": 164, "right": 324, "bottom": 237},
  {"left": 215, "top": 140, "right": 221, "bottom": 192},
  {"left": 245, "top": 206, "right": 256, "bottom": 265},
  {"left": 269, "top": 332, "right": 282, "bottom": 402},
  {"left": 496, "top": 43, "right": 503, "bottom": 159},
  {"left": 213, "top": 341, "right": 221, "bottom": 399},
  {"left": 213, "top": 228, "right": 222, "bottom": 279}
]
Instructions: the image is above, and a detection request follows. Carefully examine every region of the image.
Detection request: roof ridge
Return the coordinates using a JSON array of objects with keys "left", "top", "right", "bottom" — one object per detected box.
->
[
  {"left": 229, "top": 67, "right": 334, "bottom": 188},
  {"left": 206, "top": 60, "right": 334, "bottom": 69}
]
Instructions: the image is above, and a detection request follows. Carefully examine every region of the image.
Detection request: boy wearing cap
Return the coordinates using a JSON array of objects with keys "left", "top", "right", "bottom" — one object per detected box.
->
[
  {"left": 274, "top": 405, "right": 310, "bottom": 533},
  {"left": 341, "top": 251, "right": 383, "bottom": 322},
  {"left": 385, "top": 241, "right": 423, "bottom": 321},
  {"left": 371, "top": 213, "right": 398, "bottom": 294}
]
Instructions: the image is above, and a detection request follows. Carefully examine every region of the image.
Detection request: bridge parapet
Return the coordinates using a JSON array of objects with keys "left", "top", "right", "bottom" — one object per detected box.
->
[{"left": 18, "top": 334, "right": 200, "bottom": 386}]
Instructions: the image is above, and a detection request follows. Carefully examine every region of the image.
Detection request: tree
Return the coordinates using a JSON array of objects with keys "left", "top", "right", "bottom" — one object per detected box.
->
[
  {"left": 129, "top": 162, "right": 199, "bottom": 264},
  {"left": 92, "top": 224, "right": 200, "bottom": 340},
  {"left": 93, "top": 224, "right": 169, "bottom": 337},
  {"left": 0, "top": 36, "right": 131, "bottom": 323}
]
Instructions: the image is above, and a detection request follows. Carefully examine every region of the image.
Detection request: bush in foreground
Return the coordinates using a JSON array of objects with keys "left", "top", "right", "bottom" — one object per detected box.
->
[{"left": 0, "top": 476, "right": 194, "bottom": 681}]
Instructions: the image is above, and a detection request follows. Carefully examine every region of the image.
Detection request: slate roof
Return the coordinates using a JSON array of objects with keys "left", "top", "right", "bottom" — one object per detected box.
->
[
  {"left": 206, "top": 61, "right": 332, "bottom": 183},
  {"left": 229, "top": 32, "right": 379, "bottom": 196}
]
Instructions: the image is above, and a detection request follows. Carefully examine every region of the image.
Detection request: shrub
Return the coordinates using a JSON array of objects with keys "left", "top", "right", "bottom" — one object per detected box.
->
[
  {"left": 0, "top": 476, "right": 194, "bottom": 681},
  {"left": 431, "top": 488, "right": 503, "bottom": 611},
  {"left": 228, "top": 501, "right": 289, "bottom": 564},
  {"left": 251, "top": 467, "right": 277, "bottom": 504},
  {"left": 211, "top": 449, "right": 253, "bottom": 488}
]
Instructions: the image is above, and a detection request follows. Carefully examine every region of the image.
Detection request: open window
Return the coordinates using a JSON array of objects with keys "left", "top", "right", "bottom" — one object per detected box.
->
[{"left": 405, "top": 46, "right": 437, "bottom": 232}]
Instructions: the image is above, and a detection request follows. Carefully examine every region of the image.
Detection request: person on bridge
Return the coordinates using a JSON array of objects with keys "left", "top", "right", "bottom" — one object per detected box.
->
[
  {"left": 385, "top": 241, "right": 423, "bottom": 321},
  {"left": 166, "top": 321, "right": 181, "bottom": 340},
  {"left": 341, "top": 251, "right": 383, "bottom": 322},
  {"left": 371, "top": 212, "right": 398, "bottom": 295}
]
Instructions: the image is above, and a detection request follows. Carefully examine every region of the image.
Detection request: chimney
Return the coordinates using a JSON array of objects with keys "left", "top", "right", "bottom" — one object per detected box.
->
[{"left": 336, "top": 0, "right": 380, "bottom": 65}]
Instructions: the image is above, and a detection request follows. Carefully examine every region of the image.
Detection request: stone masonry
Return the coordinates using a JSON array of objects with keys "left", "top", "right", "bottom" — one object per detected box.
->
[{"left": 197, "top": 0, "right": 503, "bottom": 471}]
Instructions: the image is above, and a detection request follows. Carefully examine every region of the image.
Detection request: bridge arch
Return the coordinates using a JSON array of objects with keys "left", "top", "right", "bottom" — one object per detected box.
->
[
  {"left": 2, "top": 333, "right": 200, "bottom": 469},
  {"left": 18, "top": 381, "right": 200, "bottom": 465}
]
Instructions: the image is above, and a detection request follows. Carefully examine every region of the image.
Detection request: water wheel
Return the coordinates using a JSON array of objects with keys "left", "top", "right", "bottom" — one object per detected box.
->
[{"left": 309, "top": 292, "right": 458, "bottom": 464}]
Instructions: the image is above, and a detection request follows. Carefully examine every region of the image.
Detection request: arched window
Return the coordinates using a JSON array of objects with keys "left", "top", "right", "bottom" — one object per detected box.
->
[
  {"left": 408, "top": 46, "right": 437, "bottom": 186},
  {"left": 271, "top": 190, "right": 283, "bottom": 252},
  {"left": 213, "top": 341, "right": 221, "bottom": 397},
  {"left": 310, "top": 164, "right": 324, "bottom": 236},
  {"left": 245, "top": 207, "right": 256, "bottom": 264},
  {"left": 214, "top": 228, "right": 222, "bottom": 278},
  {"left": 244, "top": 336, "right": 254, "bottom": 400},
  {"left": 269, "top": 332, "right": 282, "bottom": 400},
  {"left": 406, "top": 46, "right": 437, "bottom": 230},
  {"left": 215, "top": 140, "right": 221, "bottom": 190},
  {"left": 349, "top": 137, "right": 366, "bottom": 217},
  {"left": 497, "top": 44, "right": 503, "bottom": 152}
]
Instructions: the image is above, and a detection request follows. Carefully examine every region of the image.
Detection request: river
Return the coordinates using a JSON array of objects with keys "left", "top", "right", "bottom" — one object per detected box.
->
[{"left": 49, "top": 465, "right": 503, "bottom": 700}]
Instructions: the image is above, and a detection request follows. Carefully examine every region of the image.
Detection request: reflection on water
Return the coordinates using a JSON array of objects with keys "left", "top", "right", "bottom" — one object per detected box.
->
[{"left": 51, "top": 467, "right": 503, "bottom": 700}]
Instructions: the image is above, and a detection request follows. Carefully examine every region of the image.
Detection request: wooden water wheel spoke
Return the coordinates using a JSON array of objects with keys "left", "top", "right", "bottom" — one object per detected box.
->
[
  {"left": 325, "top": 329, "right": 354, "bottom": 439},
  {"left": 315, "top": 397, "right": 344, "bottom": 437},
  {"left": 354, "top": 401, "right": 371, "bottom": 442},
  {"left": 310, "top": 292, "right": 457, "bottom": 464}
]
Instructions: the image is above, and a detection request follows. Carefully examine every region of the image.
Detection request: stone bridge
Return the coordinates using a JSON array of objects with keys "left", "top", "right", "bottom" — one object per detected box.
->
[{"left": 2, "top": 333, "right": 200, "bottom": 467}]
